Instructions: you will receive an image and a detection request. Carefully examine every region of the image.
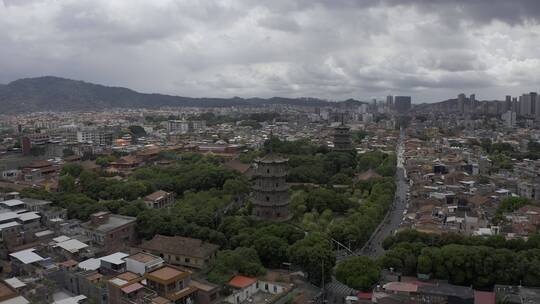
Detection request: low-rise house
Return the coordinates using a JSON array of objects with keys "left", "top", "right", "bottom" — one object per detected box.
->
[
  {"left": 226, "top": 275, "right": 257, "bottom": 304},
  {"left": 145, "top": 266, "right": 197, "bottom": 303},
  {"left": 81, "top": 212, "right": 136, "bottom": 254},
  {"left": 189, "top": 280, "right": 219, "bottom": 304},
  {"left": 51, "top": 236, "right": 90, "bottom": 259},
  {"left": 100, "top": 252, "right": 129, "bottom": 274},
  {"left": 517, "top": 206, "right": 540, "bottom": 226},
  {"left": 8, "top": 248, "right": 54, "bottom": 276},
  {"left": 52, "top": 295, "right": 87, "bottom": 304},
  {"left": 0, "top": 280, "right": 30, "bottom": 304},
  {"left": 225, "top": 275, "right": 287, "bottom": 304},
  {"left": 143, "top": 191, "right": 175, "bottom": 209},
  {"left": 108, "top": 265, "right": 199, "bottom": 304},
  {"left": 517, "top": 181, "right": 537, "bottom": 200},
  {"left": 77, "top": 252, "right": 129, "bottom": 273},
  {"left": 137, "top": 235, "right": 219, "bottom": 269},
  {"left": 15, "top": 212, "right": 41, "bottom": 231},
  {"left": 3, "top": 278, "right": 27, "bottom": 293},
  {"left": 107, "top": 271, "right": 143, "bottom": 304},
  {"left": 0, "top": 221, "right": 22, "bottom": 249},
  {"left": 0, "top": 200, "right": 25, "bottom": 211},
  {"left": 0, "top": 192, "right": 20, "bottom": 201},
  {"left": 50, "top": 262, "right": 108, "bottom": 304},
  {"left": 125, "top": 252, "right": 164, "bottom": 276},
  {"left": 22, "top": 198, "right": 68, "bottom": 227}
]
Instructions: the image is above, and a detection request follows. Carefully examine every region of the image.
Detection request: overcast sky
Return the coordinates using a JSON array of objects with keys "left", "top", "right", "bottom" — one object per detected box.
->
[{"left": 1, "top": 0, "right": 540, "bottom": 103}]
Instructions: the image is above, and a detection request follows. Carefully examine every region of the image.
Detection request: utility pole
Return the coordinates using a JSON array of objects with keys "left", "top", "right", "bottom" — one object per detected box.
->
[{"left": 322, "top": 259, "right": 325, "bottom": 304}]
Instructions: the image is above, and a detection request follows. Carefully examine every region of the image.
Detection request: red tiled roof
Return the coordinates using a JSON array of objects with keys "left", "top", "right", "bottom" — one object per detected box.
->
[
  {"left": 144, "top": 190, "right": 170, "bottom": 202},
  {"left": 113, "top": 155, "right": 141, "bottom": 165},
  {"left": 138, "top": 234, "right": 219, "bottom": 259},
  {"left": 27, "top": 160, "right": 52, "bottom": 168},
  {"left": 357, "top": 291, "right": 372, "bottom": 299},
  {"left": 383, "top": 282, "right": 418, "bottom": 293},
  {"left": 518, "top": 205, "right": 540, "bottom": 214},
  {"left": 121, "top": 282, "right": 144, "bottom": 294},
  {"left": 474, "top": 291, "right": 495, "bottom": 304},
  {"left": 228, "top": 275, "right": 257, "bottom": 289},
  {"left": 223, "top": 159, "right": 250, "bottom": 174}
]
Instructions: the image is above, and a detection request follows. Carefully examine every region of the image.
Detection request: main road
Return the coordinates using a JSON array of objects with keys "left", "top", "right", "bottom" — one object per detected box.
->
[
  {"left": 321, "top": 129, "right": 408, "bottom": 303},
  {"left": 360, "top": 128, "right": 408, "bottom": 257},
  {"left": 320, "top": 130, "right": 408, "bottom": 304},
  {"left": 336, "top": 128, "right": 408, "bottom": 259}
]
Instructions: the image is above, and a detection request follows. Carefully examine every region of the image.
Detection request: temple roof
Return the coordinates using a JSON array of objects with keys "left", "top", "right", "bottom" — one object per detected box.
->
[{"left": 256, "top": 154, "right": 288, "bottom": 164}]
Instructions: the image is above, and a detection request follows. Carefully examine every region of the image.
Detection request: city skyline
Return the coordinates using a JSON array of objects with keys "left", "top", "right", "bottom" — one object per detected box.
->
[{"left": 1, "top": 0, "right": 540, "bottom": 103}]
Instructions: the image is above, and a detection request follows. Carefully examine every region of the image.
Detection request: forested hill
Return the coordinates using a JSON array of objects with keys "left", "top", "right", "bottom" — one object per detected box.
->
[{"left": 0, "top": 76, "right": 364, "bottom": 113}]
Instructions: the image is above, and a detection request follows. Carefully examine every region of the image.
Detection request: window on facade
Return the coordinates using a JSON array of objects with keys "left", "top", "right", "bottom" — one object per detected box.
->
[
  {"left": 266, "top": 196, "right": 269, "bottom": 201},
  {"left": 274, "top": 286, "right": 277, "bottom": 292},
  {"left": 265, "top": 283, "right": 268, "bottom": 290},
  {"left": 185, "top": 257, "right": 191, "bottom": 263}
]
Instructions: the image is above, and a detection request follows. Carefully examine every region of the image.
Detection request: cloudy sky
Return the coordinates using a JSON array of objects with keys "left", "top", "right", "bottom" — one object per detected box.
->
[{"left": 1, "top": 0, "right": 540, "bottom": 103}]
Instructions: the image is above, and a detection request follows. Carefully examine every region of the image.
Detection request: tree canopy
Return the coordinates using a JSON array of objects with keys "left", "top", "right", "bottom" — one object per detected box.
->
[
  {"left": 288, "top": 233, "right": 336, "bottom": 286},
  {"left": 336, "top": 256, "right": 380, "bottom": 291}
]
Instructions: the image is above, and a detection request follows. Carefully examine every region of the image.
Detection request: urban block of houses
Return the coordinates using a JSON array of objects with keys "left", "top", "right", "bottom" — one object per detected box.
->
[{"left": 107, "top": 264, "right": 218, "bottom": 304}]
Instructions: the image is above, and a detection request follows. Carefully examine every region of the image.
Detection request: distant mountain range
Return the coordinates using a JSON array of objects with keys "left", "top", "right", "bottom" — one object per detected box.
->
[{"left": 0, "top": 76, "right": 365, "bottom": 113}]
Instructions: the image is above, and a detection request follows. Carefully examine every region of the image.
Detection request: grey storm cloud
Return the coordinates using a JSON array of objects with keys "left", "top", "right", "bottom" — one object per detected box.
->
[
  {"left": 1, "top": 0, "right": 540, "bottom": 103},
  {"left": 257, "top": 0, "right": 540, "bottom": 25}
]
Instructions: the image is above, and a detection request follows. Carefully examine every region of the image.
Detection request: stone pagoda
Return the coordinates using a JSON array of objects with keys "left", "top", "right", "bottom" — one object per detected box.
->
[
  {"left": 251, "top": 154, "right": 290, "bottom": 221},
  {"left": 333, "top": 122, "right": 352, "bottom": 152}
]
